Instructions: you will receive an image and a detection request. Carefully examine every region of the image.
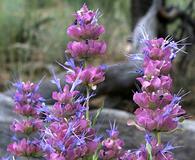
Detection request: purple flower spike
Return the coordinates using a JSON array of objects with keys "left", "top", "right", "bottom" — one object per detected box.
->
[
  {"left": 12, "top": 81, "right": 44, "bottom": 117},
  {"left": 99, "top": 122, "right": 124, "bottom": 160},
  {"left": 42, "top": 118, "right": 99, "bottom": 160},
  {"left": 66, "top": 4, "right": 106, "bottom": 59},
  {"left": 8, "top": 80, "right": 45, "bottom": 158},
  {"left": 133, "top": 37, "right": 187, "bottom": 134},
  {"left": 7, "top": 4, "right": 107, "bottom": 160}
]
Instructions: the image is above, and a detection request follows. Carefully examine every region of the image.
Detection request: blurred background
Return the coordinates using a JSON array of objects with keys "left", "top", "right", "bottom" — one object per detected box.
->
[
  {"left": 0, "top": 0, "right": 130, "bottom": 89},
  {"left": 0, "top": 0, "right": 195, "bottom": 110}
]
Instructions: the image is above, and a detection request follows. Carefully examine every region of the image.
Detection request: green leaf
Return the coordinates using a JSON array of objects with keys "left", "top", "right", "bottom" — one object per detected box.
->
[
  {"left": 146, "top": 142, "right": 153, "bottom": 160},
  {"left": 92, "top": 103, "right": 104, "bottom": 127}
]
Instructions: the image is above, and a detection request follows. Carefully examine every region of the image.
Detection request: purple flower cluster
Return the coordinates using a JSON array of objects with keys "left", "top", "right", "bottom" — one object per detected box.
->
[
  {"left": 38, "top": 4, "right": 106, "bottom": 160},
  {"left": 6, "top": 4, "right": 106, "bottom": 160},
  {"left": 10, "top": 119, "right": 42, "bottom": 135},
  {"left": 99, "top": 122, "right": 124, "bottom": 160},
  {"left": 13, "top": 81, "right": 44, "bottom": 117},
  {"left": 42, "top": 120, "right": 99, "bottom": 159},
  {"left": 121, "top": 37, "right": 188, "bottom": 160},
  {"left": 7, "top": 81, "right": 44, "bottom": 158},
  {"left": 40, "top": 84, "right": 99, "bottom": 159},
  {"left": 66, "top": 3, "right": 106, "bottom": 58},
  {"left": 133, "top": 38, "right": 186, "bottom": 132},
  {"left": 65, "top": 65, "right": 105, "bottom": 88},
  {"left": 67, "top": 40, "right": 106, "bottom": 58},
  {"left": 7, "top": 139, "right": 42, "bottom": 158},
  {"left": 120, "top": 135, "right": 175, "bottom": 160}
]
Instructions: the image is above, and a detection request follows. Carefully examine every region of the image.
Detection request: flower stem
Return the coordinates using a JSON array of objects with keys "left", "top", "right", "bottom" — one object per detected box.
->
[
  {"left": 157, "top": 132, "right": 161, "bottom": 144},
  {"left": 86, "top": 87, "right": 90, "bottom": 120}
]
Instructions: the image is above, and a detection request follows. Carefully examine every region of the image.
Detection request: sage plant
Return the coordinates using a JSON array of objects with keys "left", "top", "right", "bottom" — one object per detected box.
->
[
  {"left": 7, "top": 81, "right": 44, "bottom": 158},
  {"left": 6, "top": 4, "right": 189, "bottom": 160},
  {"left": 39, "top": 4, "right": 106, "bottom": 160},
  {"left": 124, "top": 37, "right": 188, "bottom": 159}
]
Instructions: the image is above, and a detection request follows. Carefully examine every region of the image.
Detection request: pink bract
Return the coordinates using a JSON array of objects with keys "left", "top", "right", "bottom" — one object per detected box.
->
[
  {"left": 67, "top": 24, "right": 105, "bottom": 40},
  {"left": 66, "top": 40, "right": 106, "bottom": 58},
  {"left": 7, "top": 139, "right": 42, "bottom": 157}
]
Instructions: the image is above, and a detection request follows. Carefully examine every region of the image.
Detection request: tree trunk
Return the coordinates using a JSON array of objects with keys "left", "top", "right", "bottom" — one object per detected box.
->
[{"left": 130, "top": 0, "right": 153, "bottom": 30}]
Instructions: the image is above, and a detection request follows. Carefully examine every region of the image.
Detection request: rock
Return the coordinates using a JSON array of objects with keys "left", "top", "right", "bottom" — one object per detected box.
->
[
  {"left": 91, "top": 108, "right": 195, "bottom": 160},
  {"left": 0, "top": 121, "right": 12, "bottom": 157},
  {"left": 0, "top": 93, "right": 18, "bottom": 122},
  {"left": 96, "top": 63, "right": 139, "bottom": 98},
  {"left": 0, "top": 93, "right": 40, "bottom": 159},
  {"left": 0, "top": 93, "right": 17, "bottom": 157},
  {"left": 4, "top": 63, "right": 139, "bottom": 107},
  {"left": 90, "top": 108, "right": 145, "bottom": 149}
]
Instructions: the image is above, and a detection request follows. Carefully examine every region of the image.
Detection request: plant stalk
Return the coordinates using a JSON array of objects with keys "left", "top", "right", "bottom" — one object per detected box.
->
[
  {"left": 86, "top": 87, "right": 90, "bottom": 120},
  {"left": 157, "top": 132, "right": 161, "bottom": 144}
]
